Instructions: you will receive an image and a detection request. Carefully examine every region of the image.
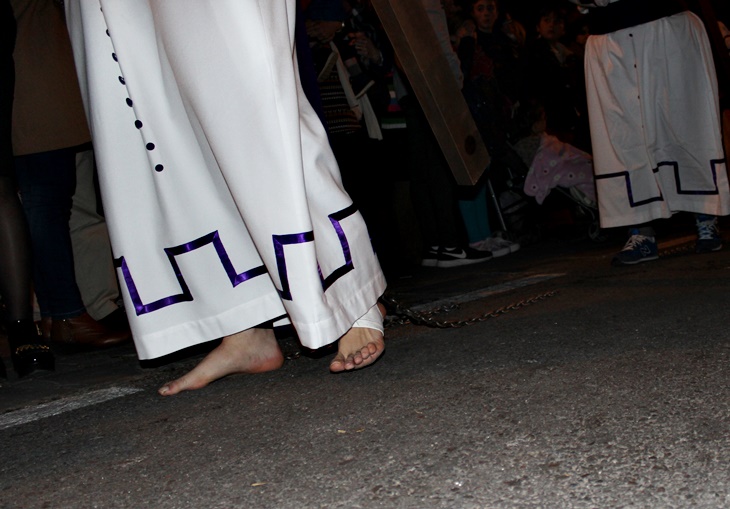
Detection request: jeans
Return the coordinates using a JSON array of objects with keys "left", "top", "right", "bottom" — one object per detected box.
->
[{"left": 14, "top": 147, "right": 86, "bottom": 319}]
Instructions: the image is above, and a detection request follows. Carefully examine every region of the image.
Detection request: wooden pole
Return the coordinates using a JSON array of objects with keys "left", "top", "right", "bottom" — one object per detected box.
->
[{"left": 371, "top": 0, "right": 489, "bottom": 185}]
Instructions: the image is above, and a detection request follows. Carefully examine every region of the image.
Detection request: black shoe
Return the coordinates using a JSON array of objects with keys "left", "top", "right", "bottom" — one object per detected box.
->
[
  {"left": 420, "top": 246, "right": 441, "bottom": 267},
  {"left": 0, "top": 359, "right": 6, "bottom": 379},
  {"left": 422, "top": 246, "right": 492, "bottom": 268},
  {"left": 7, "top": 320, "right": 55, "bottom": 378}
]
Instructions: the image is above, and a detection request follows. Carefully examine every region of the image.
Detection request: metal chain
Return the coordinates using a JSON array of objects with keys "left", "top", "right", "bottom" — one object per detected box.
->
[
  {"left": 658, "top": 242, "right": 694, "bottom": 258},
  {"left": 381, "top": 290, "right": 559, "bottom": 329},
  {"left": 378, "top": 240, "right": 691, "bottom": 329}
]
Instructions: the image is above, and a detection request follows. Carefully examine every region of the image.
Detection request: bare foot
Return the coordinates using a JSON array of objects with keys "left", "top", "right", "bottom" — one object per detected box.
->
[
  {"left": 330, "top": 302, "right": 386, "bottom": 373},
  {"left": 158, "top": 328, "right": 284, "bottom": 396}
]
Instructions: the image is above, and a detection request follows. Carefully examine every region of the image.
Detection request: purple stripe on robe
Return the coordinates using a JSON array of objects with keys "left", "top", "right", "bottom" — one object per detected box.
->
[
  {"left": 322, "top": 204, "right": 357, "bottom": 290},
  {"left": 272, "top": 231, "right": 315, "bottom": 300},
  {"left": 114, "top": 231, "right": 267, "bottom": 316},
  {"left": 273, "top": 204, "right": 359, "bottom": 300}
]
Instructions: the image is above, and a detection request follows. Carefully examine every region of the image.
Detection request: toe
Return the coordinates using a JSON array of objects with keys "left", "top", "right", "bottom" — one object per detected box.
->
[
  {"left": 158, "top": 374, "right": 207, "bottom": 396},
  {"left": 159, "top": 380, "right": 180, "bottom": 396},
  {"left": 364, "top": 342, "right": 378, "bottom": 357},
  {"left": 356, "top": 347, "right": 371, "bottom": 364},
  {"left": 159, "top": 379, "right": 186, "bottom": 396},
  {"left": 329, "top": 353, "right": 347, "bottom": 373},
  {"left": 345, "top": 353, "right": 358, "bottom": 370}
]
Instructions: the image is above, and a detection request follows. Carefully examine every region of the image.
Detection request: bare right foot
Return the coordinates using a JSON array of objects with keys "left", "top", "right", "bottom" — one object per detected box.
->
[
  {"left": 158, "top": 327, "right": 284, "bottom": 396},
  {"left": 329, "top": 302, "right": 386, "bottom": 373}
]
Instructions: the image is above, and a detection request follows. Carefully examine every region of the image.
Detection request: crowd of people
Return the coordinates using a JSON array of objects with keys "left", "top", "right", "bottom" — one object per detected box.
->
[{"left": 1, "top": 0, "right": 728, "bottom": 390}]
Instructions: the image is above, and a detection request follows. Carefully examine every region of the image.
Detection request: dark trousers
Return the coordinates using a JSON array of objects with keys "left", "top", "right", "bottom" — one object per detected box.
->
[
  {"left": 403, "top": 98, "right": 464, "bottom": 248},
  {"left": 14, "top": 147, "right": 86, "bottom": 318}
]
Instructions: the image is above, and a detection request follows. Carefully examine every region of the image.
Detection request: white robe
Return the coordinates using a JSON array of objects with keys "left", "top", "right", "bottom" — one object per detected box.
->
[
  {"left": 585, "top": 10, "right": 730, "bottom": 228},
  {"left": 65, "top": 0, "right": 386, "bottom": 359}
]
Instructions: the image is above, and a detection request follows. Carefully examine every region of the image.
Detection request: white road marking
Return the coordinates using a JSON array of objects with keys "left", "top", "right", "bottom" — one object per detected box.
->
[
  {"left": 411, "top": 273, "right": 565, "bottom": 311},
  {"left": 0, "top": 386, "right": 143, "bottom": 431},
  {"left": 1, "top": 276, "right": 568, "bottom": 430}
]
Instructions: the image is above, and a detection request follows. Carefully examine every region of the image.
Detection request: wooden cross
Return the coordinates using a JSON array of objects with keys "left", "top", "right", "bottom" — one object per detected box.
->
[{"left": 371, "top": 0, "right": 490, "bottom": 185}]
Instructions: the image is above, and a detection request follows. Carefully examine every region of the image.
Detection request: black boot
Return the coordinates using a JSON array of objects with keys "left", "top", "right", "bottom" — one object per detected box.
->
[{"left": 6, "top": 320, "right": 55, "bottom": 377}]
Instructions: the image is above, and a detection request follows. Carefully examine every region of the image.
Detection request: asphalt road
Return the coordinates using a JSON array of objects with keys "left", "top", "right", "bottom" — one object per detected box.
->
[{"left": 2, "top": 218, "right": 730, "bottom": 508}]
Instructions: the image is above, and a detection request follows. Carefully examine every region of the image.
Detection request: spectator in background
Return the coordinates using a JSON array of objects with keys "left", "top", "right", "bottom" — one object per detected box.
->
[
  {"left": 526, "top": 4, "right": 590, "bottom": 152},
  {"left": 453, "top": 0, "right": 525, "bottom": 256},
  {"left": 11, "top": 0, "right": 130, "bottom": 350}
]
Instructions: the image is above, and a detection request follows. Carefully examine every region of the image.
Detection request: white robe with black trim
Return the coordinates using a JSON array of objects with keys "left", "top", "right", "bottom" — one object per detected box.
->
[{"left": 585, "top": 10, "right": 730, "bottom": 228}]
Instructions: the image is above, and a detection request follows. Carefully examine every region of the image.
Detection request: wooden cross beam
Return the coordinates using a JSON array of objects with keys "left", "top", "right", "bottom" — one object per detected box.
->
[{"left": 371, "top": 0, "right": 489, "bottom": 185}]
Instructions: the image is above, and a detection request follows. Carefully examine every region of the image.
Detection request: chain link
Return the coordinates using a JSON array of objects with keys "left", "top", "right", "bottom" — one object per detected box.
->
[
  {"left": 658, "top": 242, "right": 694, "bottom": 257},
  {"left": 381, "top": 290, "right": 559, "bottom": 329}
]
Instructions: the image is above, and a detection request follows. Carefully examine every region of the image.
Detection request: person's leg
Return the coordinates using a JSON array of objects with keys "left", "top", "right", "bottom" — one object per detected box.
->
[
  {"left": 0, "top": 177, "right": 55, "bottom": 376},
  {"left": 69, "top": 148, "right": 123, "bottom": 320},
  {"left": 144, "top": 3, "right": 388, "bottom": 359},
  {"left": 0, "top": 178, "right": 32, "bottom": 323},
  {"left": 0, "top": 2, "right": 53, "bottom": 376},
  {"left": 14, "top": 148, "right": 130, "bottom": 348},
  {"left": 404, "top": 102, "right": 462, "bottom": 250},
  {"left": 14, "top": 147, "right": 85, "bottom": 319},
  {"left": 403, "top": 101, "right": 493, "bottom": 267},
  {"left": 0, "top": 0, "right": 26, "bottom": 323},
  {"left": 458, "top": 181, "right": 491, "bottom": 245}
]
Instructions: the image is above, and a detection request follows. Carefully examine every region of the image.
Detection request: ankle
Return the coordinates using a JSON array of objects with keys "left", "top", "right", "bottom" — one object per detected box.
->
[
  {"left": 628, "top": 226, "right": 655, "bottom": 238},
  {"left": 5, "top": 319, "right": 42, "bottom": 347}
]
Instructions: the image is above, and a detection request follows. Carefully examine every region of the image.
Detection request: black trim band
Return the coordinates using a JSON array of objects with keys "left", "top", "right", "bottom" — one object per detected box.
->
[{"left": 588, "top": 0, "right": 687, "bottom": 35}]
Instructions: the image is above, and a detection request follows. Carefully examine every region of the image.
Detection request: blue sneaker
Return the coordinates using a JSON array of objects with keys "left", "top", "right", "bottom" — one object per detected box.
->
[
  {"left": 695, "top": 215, "right": 722, "bottom": 253},
  {"left": 612, "top": 231, "right": 658, "bottom": 265}
]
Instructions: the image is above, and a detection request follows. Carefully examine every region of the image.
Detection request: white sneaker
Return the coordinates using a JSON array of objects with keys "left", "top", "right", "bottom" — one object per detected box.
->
[
  {"left": 494, "top": 232, "right": 521, "bottom": 253},
  {"left": 469, "top": 237, "right": 519, "bottom": 257}
]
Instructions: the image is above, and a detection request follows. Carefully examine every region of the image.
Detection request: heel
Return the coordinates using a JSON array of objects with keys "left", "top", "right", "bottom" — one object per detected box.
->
[
  {"left": 7, "top": 320, "right": 55, "bottom": 377},
  {"left": 352, "top": 302, "right": 385, "bottom": 334}
]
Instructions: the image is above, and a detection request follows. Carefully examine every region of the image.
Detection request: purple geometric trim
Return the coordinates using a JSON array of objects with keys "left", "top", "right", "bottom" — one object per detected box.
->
[
  {"left": 114, "top": 231, "right": 267, "bottom": 316},
  {"left": 273, "top": 204, "right": 359, "bottom": 300},
  {"left": 115, "top": 256, "right": 191, "bottom": 316},
  {"left": 322, "top": 204, "right": 357, "bottom": 291},
  {"left": 273, "top": 231, "right": 315, "bottom": 300}
]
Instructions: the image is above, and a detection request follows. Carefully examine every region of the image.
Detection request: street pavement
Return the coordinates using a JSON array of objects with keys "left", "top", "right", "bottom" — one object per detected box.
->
[{"left": 2, "top": 216, "right": 730, "bottom": 508}]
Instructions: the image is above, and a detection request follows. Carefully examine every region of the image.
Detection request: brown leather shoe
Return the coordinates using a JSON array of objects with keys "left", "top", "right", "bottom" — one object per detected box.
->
[{"left": 43, "top": 312, "right": 131, "bottom": 349}]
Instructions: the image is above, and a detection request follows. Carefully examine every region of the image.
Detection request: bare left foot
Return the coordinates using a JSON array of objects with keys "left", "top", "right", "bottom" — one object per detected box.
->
[
  {"left": 330, "top": 302, "right": 385, "bottom": 373},
  {"left": 158, "top": 327, "right": 283, "bottom": 396}
]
